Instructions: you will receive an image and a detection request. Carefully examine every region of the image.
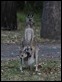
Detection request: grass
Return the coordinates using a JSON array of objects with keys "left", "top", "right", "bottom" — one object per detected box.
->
[{"left": 1, "top": 59, "right": 61, "bottom": 81}]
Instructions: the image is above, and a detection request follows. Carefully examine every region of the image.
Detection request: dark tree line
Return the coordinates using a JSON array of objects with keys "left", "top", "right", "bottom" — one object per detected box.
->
[{"left": 17, "top": 1, "right": 43, "bottom": 13}]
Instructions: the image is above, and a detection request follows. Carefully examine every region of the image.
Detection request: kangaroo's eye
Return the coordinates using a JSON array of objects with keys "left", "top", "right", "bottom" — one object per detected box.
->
[
  {"left": 29, "top": 19, "right": 31, "bottom": 21},
  {"left": 27, "top": 48, "right": 29, "bottom": 50},
  {"left": 31, "top": 48, "right": 32, "bottom": 50}
]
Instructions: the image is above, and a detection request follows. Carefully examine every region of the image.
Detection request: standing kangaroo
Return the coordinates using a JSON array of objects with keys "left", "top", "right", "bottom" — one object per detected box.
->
[{"left": 19, "top": 14, "right": 39, "bottom": 72}]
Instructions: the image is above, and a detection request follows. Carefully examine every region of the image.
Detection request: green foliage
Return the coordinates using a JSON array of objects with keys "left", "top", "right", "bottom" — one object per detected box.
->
[
  {"left": 17, "top": 12, "right": 26, "bottom": 22},
  {"left": 17, "top": 1, "right": 43, "bottom": 14}
]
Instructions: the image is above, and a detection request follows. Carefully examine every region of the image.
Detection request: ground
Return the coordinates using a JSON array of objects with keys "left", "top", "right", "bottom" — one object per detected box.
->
[
  {"left": 1, "top": 43, "right": 61, "bottom": 81},
  {"left": 1, "top": 12, "right": 61, "bottom": 81},
  {"left": 1, "top": 58, "right": 61, "bottom": 81}
]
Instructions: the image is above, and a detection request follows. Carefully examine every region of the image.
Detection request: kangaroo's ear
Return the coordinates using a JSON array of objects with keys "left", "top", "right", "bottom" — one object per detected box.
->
[
  {"left": 27, "top": 14, "right": 29, "bottom": 17},
  {"left": 32, "top": 14, "right": 33, "bottom": 17}
]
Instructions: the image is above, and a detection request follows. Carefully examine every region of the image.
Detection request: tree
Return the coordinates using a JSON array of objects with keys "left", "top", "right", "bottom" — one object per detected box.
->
[
  {"left": 1, "top": 1, "right": 17, "bottom": 30},
  {"left": 40, "top": 1, "right": 61, "bottom": 39}
]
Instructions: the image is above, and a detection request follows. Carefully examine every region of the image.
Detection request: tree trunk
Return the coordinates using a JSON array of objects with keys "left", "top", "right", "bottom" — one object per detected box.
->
[
  {"left": 41, "top": 1, "right": 61, "bottom": 39},
  {"left": 1, "top": 1, "right": 17, "bottom": 30}
]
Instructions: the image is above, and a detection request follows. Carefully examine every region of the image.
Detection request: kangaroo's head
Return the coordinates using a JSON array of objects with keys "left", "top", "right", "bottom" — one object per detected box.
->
[{"left": 26, "top": 14, "right": 34, "bottom": 26}]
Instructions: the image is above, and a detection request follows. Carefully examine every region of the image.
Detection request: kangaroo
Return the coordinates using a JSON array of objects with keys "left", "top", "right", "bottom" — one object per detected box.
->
[{"left": 19, "top": 14, "right": 39, "bottom": 72}]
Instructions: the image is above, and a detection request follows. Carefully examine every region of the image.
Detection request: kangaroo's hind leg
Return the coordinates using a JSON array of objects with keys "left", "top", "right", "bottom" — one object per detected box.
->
[
  {"left": 35, "top": 47, "right": 39, "bottom": 72},
  {"left": 20, "top": 56, "right": 25, "bottom": 72},
  {"left": 20, "top": 58, "right": 23, "bottom": 72}
]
